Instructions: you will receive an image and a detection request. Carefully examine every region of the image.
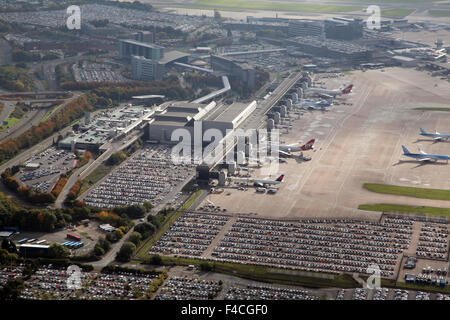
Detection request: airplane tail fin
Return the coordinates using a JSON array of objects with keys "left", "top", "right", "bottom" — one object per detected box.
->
[
  {"left": 418, "top": 146, "right": 426, "bottom": 154},
  {"left": 342, "top": 84, "right": 353, "bottom": 94},
  {"left": 402, "top": 145, "right": 410, "bottom": 155},
  {"left": 276, "top": 174, "right": 284, "bottom": 182},
  {"left": 419, "top": 128, "right": 427, "bottom": 135},
  {"left": 302, "top": 139, "right": 315, "bottom": 149}
]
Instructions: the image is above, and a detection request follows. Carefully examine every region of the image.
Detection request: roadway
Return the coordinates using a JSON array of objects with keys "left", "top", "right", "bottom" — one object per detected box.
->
[
  {"left": 54, "top": 131, "right": 144, "bottom": 208},
  {"left": 0, "top": 93, "right": 81, "bottom": 143}
]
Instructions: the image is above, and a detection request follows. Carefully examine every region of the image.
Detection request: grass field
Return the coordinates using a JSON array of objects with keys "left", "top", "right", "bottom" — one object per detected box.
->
[
  {"left": 134, "top": 190, "right": 203, "bottom": 259},
  {"left": 193, "top": 0, "right": 363, "bottom": 13},
  {"left": 428, "top": 10, "right": 450, "bottom": 17},
  {"left": 358, "top": 204, "right": 450, "bottom": 217},
  {"left": 0, "top": 116, "right": 20, "bottom": 132},
  {"left": 382, "top": 8, "right": 415, "bottom": 18},
  {"left": 337, "top": 0, "right": 434, "bottom": 3},
  {"left": 414, "top": 107, "right": 450, "bottom": 112},
  {"left": 141, "top": 255, "right": 358, "bottom": 289},
  {"left": 381, "top": 279, "right": 450, "bottom": 294},
  {"left": 79, "top": 163, "right": 114, "bottom": 195},
  {"left": 40, "top": 103, "right": 63, "bottom": 123},
  {"left": 363, "top": 183, "right": 450, "bottom": 201}
]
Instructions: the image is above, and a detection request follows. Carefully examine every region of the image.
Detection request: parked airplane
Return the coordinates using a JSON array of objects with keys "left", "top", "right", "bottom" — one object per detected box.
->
[
  {"left": 305, "top": 98, "right": 334, "bottom": 109},
  {"left": 306, "top": 84, "right": 353, "bottom": 97},
  {"left": 232, "top": 175, "right": 285, "bottom": 188},
  {"left": 262, "top": 139, "right": 315, "bottom": 157},
  {"left": 295, "top": 98, "right": 333, "bottom": 109},
  {"left": 253, "top": 175, "right": 285, "bottom": 187},
  {"left": 401, "top": 145, "right": 450, "bottom": 163},
  {"left": 419, "top": 128, "right": 450, "bottom": 141}
]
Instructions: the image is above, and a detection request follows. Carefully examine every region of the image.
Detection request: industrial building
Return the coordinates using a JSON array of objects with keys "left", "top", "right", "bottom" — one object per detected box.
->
[
  {"left": 285, "top": 36, "right": 373, "bottom": 65},
  {"left": 131, "top": 55, "right": 165, "bottom": 81},
  {"left": 288, "top": 20, "right": 325, "bottom": 38},
  {"left": 210, "top": 55, "right": 256, "bottom": 90},
  {"left": 134, "top": 30, "right": 154, "bottom": 44},
  {"left": 59, "top": 105, "right": 154, "bottom": 150},
  {"left": 119, "top": 39, "right": 164, "bottom": 60},
  {"left": 324, "top": 18, "right": 363, "bottom": 40},
  {"left": 19, "top": 244, "right": 50, "bottom": 257},
  {"left": 148, "top": 100, "right": 257, "bottom": 144}
]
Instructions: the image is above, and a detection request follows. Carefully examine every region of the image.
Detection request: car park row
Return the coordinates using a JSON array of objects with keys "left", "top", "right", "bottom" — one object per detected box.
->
[{"left": 84, "top": 145, "right": 195, "bottom": 208}]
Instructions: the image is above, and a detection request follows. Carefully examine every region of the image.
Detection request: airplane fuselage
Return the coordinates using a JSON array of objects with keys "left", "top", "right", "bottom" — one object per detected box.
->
[{"left": 403, "top": 152, "right": 450, "bottom": 162}]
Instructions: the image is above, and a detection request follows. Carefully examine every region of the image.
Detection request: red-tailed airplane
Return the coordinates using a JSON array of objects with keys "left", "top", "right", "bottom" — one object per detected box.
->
[
  {"left": 277, "top": 139, "right": 315, "bottom": 157},
  {"left": 306, "top": 84, "right": 353, "bottom": 98}
]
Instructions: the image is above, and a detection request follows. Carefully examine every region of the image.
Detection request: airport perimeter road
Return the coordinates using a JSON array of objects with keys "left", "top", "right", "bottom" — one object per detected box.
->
[
  {"left": 0, "top": 93, "right": 81, "bottom": 143},
  {"left": 0, "top": 101, "right": 14, "bottom": 123},
  {"left": 0, "top": 104, "right": 97, "bottom": 174}
]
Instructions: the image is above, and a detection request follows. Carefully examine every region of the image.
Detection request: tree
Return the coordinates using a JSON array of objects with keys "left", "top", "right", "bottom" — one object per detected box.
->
[
  {"left": 143, "top": 202, "right": 153, "bottom": 212},
  {"left": 199, "top": 262, "right": 214, "bottom": 272},
  {"left": 48, "top": 243, "right": 69, "bottom": 258},
  {"left": 97, "top": 236, "right": 111, "bottom": 252},
  {"left": 1, "top": 239, "right": 17, "bottom": 253},
  {"left": 116, "top": 242, "right": 136, "bottom": 262},
  {"left": 0, "top": 278, "right": 24, "bottom": 300},
  {"left": 148, "top": 254, "right": 162, "bottom": 266},
  {"left": 93, "top": 245, "right": 105, "bottom": 257},
  {"left": 134, "top": 222, "right": 155, "bottom": 239},
  {"left": 128, "top": 232, "right": 142, "bottom": 246},
  {"left": 147, "top": 215, "right": 160, "bottom": 228}
]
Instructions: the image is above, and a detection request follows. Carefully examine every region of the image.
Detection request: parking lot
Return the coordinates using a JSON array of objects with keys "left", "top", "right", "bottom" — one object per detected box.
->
[
  {"left": 19, "top": 265, "right": 158, "bottom": 300},
  {"left": 72, "top": 62, "right": 127, "bottom": 83},
  {"left": 17, "top": 147, "right": 76, "bottom": 193},
  {"left": 150, "top": 212, "right": 231, "bottom": 257},
  {"left": 337, "top": 287, "right": 450, "bottom": 300},
  {"left": 148, "top": 212, "right": 449, "bottom": 282},
  {"left": 155, "top": 276, "right": 222, "bottom": 300},
  {"left": 83, "top": 145, "right": 196, "bottom": 208},
  {"left": 224, "top": 283, "right": 317, "bottom": 300}
]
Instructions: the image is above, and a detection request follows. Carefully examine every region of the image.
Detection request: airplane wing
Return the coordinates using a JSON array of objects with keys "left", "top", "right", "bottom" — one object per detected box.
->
[
  {"left": 317, "top": 93, "right": 333, "bottom": 99},
  {"left": 279, "top": 150, "right": 292, "bottom": 158},
  {"left": 434, "top": 137, "right": 443, "bottom": 141}
]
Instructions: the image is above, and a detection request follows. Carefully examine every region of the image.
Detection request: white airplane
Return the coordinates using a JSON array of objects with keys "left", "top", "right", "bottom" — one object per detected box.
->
[
  {"left": 306, "top": 84, "right": 353, "bottom": 97},
  {"left": 420, "top": 128, "right": 450, "bottom": 141},
  {"left": 232, "top": 175, "right": 285, "bottom": 188}
]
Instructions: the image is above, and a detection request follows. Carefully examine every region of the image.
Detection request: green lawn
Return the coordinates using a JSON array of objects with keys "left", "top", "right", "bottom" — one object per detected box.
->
[
  {"left": 79, "top": 163, "right": 114, "bottom": 195},
  {"left": 382, "top": 8, "right": 415, "bottom": 18},
  {"left": 134, "top": 190, "right": 203, "bottom": 259},
  {"left": 40, "top": 103, "right": 63, "bottom": 123},
  {"left": 358, "top": 204, "right": 450, "bottom": 217},
  {"left": 142, "top": 255, "right": 358, "bottom": 289},
  {"left": 193, "top": 0, "right": 363, "bottom": 13},
  {"left": 414, "top": 107, "right": 450, "bottom": 112},
  {"left": 381, "top": 279, "right": 450, "bottom": 294},
  {"left": 363, "top": 183, "right": 450, "bottom": 201},
  {"left": 428, "top": 10, "right": 450, "bottom": 17},
  {"left": 0, "top": 116, "right": 20, "bottom": 132},
  {"left": 338, "top": 0, "right": 433, "bottom": 3}
]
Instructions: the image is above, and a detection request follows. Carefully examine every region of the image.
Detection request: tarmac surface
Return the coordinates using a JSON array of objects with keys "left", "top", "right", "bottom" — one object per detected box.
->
[{"left": 202, "top": 67, "right": 450, "bottom": 219}]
